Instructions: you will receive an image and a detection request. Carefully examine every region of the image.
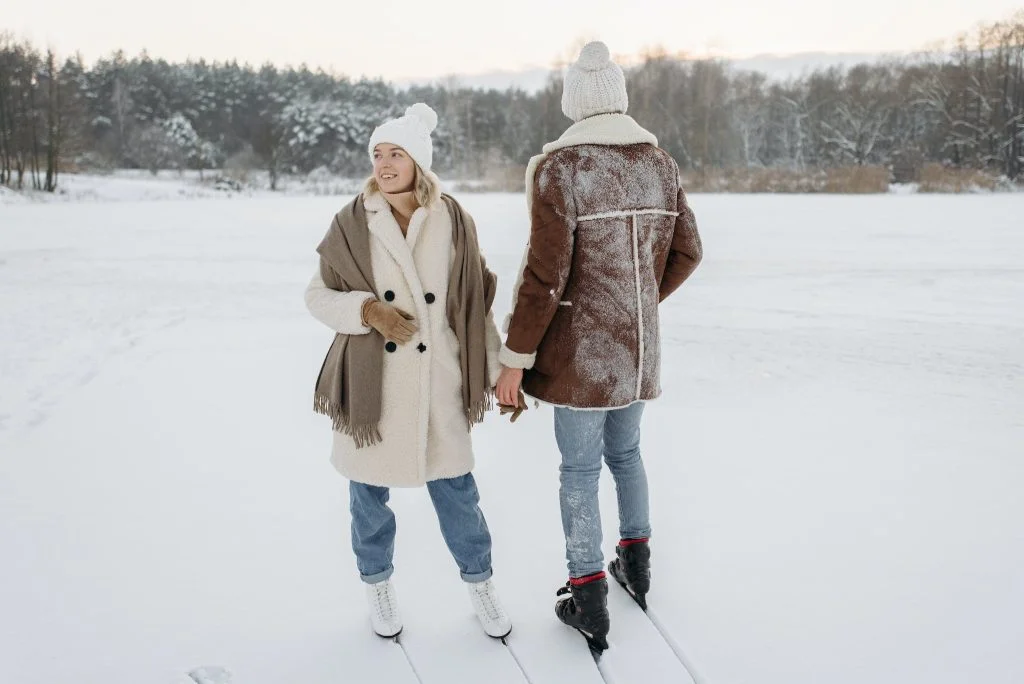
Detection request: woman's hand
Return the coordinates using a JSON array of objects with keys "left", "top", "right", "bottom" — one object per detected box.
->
[
  {"left": 361, "top": 299, "right": 418, "bottom": 344},
  {"left": 496, "top": 366, "right": 524, "bottom": 413},
  {"left": 498, "top": 390, "right": 528, "bottom": 423}
]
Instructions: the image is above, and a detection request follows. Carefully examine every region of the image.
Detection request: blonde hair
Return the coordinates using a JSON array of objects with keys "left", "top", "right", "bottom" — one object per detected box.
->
[{"left": 364, "top": 163, "right": 442, "bottom": 209}]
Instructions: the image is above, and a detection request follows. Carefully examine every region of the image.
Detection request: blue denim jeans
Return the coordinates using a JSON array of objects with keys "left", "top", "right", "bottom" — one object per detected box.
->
[
  {"left": 554, "top": 402, "right": 651, "bottom": 578},
  {"left": 349, "top": 473, "right": 493, "bottom": 584}
]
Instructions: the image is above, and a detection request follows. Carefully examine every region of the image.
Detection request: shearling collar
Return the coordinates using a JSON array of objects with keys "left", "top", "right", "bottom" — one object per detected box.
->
[
  {"left": 363, "top": 189, "right": 432, "bottom": 250},
  {"left": 542, "top": 113, "right": 658, "bottom": 153}
]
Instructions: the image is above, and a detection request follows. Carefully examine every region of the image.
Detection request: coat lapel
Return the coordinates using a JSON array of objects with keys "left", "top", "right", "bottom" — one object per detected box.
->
[
  {"left": 405, "top": 206, "right": 429, "bottom": 251},
  {"left": 363, "top": 192, "right": 433, "bottom": 338},
  {"left": 364, "top": 193, "right": 425, "bottom": 298}
]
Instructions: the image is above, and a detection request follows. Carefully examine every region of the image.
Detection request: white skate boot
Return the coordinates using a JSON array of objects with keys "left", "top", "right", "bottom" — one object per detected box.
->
[
  {"left": 365, "top": 579, "right": 402, "bottom": 638},
  {"left": 467, "top": 578, "right": 513, "bottom": 638}
]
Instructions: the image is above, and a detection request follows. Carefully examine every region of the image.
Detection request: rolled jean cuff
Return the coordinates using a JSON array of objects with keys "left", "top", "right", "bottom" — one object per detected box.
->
[
  {"left": 621, "top": 528, "right": 652, "bottom": 540},
  {"left": 360, "top": 565, "right": 395, "bottom": 584},
  {"left": 461, "top": 567, "right": 493, "bottom": 583}
]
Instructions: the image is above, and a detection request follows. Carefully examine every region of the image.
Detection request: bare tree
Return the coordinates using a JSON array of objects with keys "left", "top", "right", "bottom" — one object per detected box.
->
[
  {"left": 43, "top": 50, "right": 61, "bottom": 191},
  {"left": 730, "top": 71, "right": 769, "bottom": 167}
]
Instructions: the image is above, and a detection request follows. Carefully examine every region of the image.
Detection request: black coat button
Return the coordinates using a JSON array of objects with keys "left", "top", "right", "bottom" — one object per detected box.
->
[
  {"left": 417, "top": 343, "right": 427, "bottom": 353},
  {"left": 385, "top": 341, "right": 397, "bottom": 353},
  {"left": 384, "top": 290, "right": 395, "bottom": 302},
  {"left": 424, "top": 292, "right": 436, "bottom": 304}
]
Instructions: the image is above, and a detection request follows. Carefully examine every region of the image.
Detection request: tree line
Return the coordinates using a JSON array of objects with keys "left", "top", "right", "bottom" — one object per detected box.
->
[{"left": 2, "top": 12, "right": 1022, "bottom": 192}]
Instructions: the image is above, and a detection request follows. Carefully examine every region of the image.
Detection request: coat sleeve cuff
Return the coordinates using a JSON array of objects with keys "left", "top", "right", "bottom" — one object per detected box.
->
[{"left": 499, "top": 344, "right": 536, "bottom": 370}]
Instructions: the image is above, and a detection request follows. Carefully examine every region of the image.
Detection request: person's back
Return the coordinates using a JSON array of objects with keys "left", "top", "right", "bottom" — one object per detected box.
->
[
  {"left": 515, "top": 140, "right": 699, "bottom": 408},
  {"left": 495, "top": 41, "right": 702, "bottom": 653}
]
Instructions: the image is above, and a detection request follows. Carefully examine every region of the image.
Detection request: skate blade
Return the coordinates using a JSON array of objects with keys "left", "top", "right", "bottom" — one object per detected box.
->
[
  {"left": 609, "top": 562, "right": 648, "bottom": 611},
  {"left": 620, "top": 582, "right": 648, "bottom": 611},
  {"left": 577, "top": 628, "right": 609, "bottom": 655},
  {"left": 491, "top": 625, "right": 512, "bottom": 641}
]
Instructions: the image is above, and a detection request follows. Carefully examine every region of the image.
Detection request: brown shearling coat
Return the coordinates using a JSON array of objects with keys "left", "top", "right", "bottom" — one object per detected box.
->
[{"left": 503, "top": 114, "right": 702, "bottom": 409}]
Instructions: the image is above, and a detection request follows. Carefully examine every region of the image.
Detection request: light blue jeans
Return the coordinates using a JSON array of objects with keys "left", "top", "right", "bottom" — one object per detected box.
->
[
  {"left": 555, "top": 402, "right": 651, "bottom": 578},
  {"left": 349, "top": 473, "right": 493, "bottom": 584}
]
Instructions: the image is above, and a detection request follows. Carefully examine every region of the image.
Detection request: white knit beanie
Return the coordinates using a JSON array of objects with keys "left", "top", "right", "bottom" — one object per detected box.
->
[
  {"left": 561, "top": 41, "right": 629, "bottom": 122},
  {"left": 367, "top": 103, "right": 438, "bottom": 170}
]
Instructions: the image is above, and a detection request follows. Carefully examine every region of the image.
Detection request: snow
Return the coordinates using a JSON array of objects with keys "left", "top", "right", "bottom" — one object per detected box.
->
[
  {"left": 0, "top": 171, "right": 519, "bottom": 205},
  {"left": 1, "top": 192, "right": 1022, "bottom": 684},
  {"left": 0, "top": 171, "right": 367, "bottom": 204}
]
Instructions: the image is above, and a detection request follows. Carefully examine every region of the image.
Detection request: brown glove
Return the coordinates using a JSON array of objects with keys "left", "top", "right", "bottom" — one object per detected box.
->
[
  {"left": 498, "top": 390, "right": 528, "bottom": 423},
  {"left": 361, "top": 298, "right": 418, "bottom": 344}
]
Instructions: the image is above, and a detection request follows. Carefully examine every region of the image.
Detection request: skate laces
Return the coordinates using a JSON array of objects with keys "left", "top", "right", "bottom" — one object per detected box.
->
[
  {"left": 373, "top": 581, "right": 397, "bottom": 621},
  {"left": 472, "top": 581, "right": 507, "bottom": 621}
]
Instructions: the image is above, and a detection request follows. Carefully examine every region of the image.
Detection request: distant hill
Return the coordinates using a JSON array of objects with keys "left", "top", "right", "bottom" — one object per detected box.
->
[{"left": 392, "top": 52, "right": 895, "bottom": 93}]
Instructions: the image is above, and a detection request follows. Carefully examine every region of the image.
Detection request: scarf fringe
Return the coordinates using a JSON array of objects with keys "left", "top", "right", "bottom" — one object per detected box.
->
[
  {"left": 314, "top": 393, "right": 383, "bottom": 448},
  {"left": 467, "top": 388, "right": 495, "bottom": 427}
]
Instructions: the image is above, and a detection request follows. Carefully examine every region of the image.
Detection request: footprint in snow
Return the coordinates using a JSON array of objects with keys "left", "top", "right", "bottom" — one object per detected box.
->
[{"left": 187, "top": 666, "right": 232, "bottom": 684}]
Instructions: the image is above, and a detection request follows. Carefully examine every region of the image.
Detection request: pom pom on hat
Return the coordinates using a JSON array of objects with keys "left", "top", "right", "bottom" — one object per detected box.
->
[
  {"left": 561, "top": 41, "right": 629, "bottom": 123},
  {"left": 575, "top": 41, "right": 612, "bottom": 71},
  {"left": 368, "top": 102, "right": 438, "bottom": 170},
  {"left": 405, "top": 102, "right": 438, "bottom": 133}
]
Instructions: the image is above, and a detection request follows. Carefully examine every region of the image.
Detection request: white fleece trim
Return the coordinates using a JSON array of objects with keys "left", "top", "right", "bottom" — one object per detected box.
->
[
  {"left": 540, "top": 113, "right": 659, "bottom": 154},
  {"left": 404, "top": 205, "right": 429, "bottom": 249},
  {"left": 528, "top": 395, "right": 653, "bottom": 412},
  {"left": 499, "top": 344, "right": 536, "bottom": 370},
  {"left": 630, "top": 214, "right": 645, "bottom": 401},
  {"left": 363, "top": 191, "right": 390, "bottom": 213},
  {"left": 578, "top": 208, "right": 679, "bottom": 222},
  {"left": 363, "top": 186, "right": 442, "bottom": 214}
]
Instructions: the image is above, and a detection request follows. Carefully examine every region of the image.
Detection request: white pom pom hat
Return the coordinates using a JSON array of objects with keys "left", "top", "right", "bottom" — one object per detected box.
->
[
  {"left": 368, "top": 103, "right": 439, "bottom": 170},
  {"left": 561, "top": 41, "right": 629, "bottom": 123}
]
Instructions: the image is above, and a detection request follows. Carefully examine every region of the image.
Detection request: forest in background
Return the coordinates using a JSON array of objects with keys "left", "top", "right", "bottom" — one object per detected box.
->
[{"left": 2, "top": 12, "right": 1022, "bottom": 193}]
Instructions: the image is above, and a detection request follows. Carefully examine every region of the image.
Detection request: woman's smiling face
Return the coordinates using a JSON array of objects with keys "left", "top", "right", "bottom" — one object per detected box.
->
[{"left": 372, "top": 144, "right": 415, "bottom": 193}]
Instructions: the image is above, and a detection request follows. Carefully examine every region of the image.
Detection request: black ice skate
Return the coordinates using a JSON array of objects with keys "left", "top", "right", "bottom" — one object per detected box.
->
[
  {"left": 608, "top": 538, "right": 651, "bottom": 610},
  {"left": 555, "top": 573, "right": 610, "bottom": 654}
]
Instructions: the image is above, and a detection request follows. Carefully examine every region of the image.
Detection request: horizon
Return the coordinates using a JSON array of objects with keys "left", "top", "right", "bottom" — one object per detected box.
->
[
  {"left": 0, "top": 41, "right": 962, "bottom": 94},
  {"left": 3, "top": 1, "right": 1021, "bottom": 82}
]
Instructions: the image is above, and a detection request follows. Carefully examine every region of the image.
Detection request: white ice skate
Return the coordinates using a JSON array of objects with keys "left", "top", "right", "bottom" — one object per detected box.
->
[
  {"left": 366, "top": 579, "right": 402, "bottom": 638},
  {"left": 467, "top": 578, "right": 513, "bottom": 638}
]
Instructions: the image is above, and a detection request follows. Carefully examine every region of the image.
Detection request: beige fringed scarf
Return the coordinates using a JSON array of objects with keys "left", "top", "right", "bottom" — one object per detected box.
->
[{"left": 313, "top": 193, "right": 496, "bottom": 447}]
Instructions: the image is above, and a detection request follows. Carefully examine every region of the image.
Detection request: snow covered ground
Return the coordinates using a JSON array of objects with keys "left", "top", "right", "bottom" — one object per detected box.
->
[
  {"left": 0, "top": 171, "right": 366, "bottom": 204},
  {"left": 3, "top": 170, "right": 1020, "bottom": 207},
  {"left": 1, "top": 192, "right": 1022, "bottom": 684}
]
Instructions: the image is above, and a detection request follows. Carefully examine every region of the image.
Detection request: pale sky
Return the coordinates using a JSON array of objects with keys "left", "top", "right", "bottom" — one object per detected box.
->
[{"left": 5, "top": 0, "right": 1021, "bottom": 80}]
